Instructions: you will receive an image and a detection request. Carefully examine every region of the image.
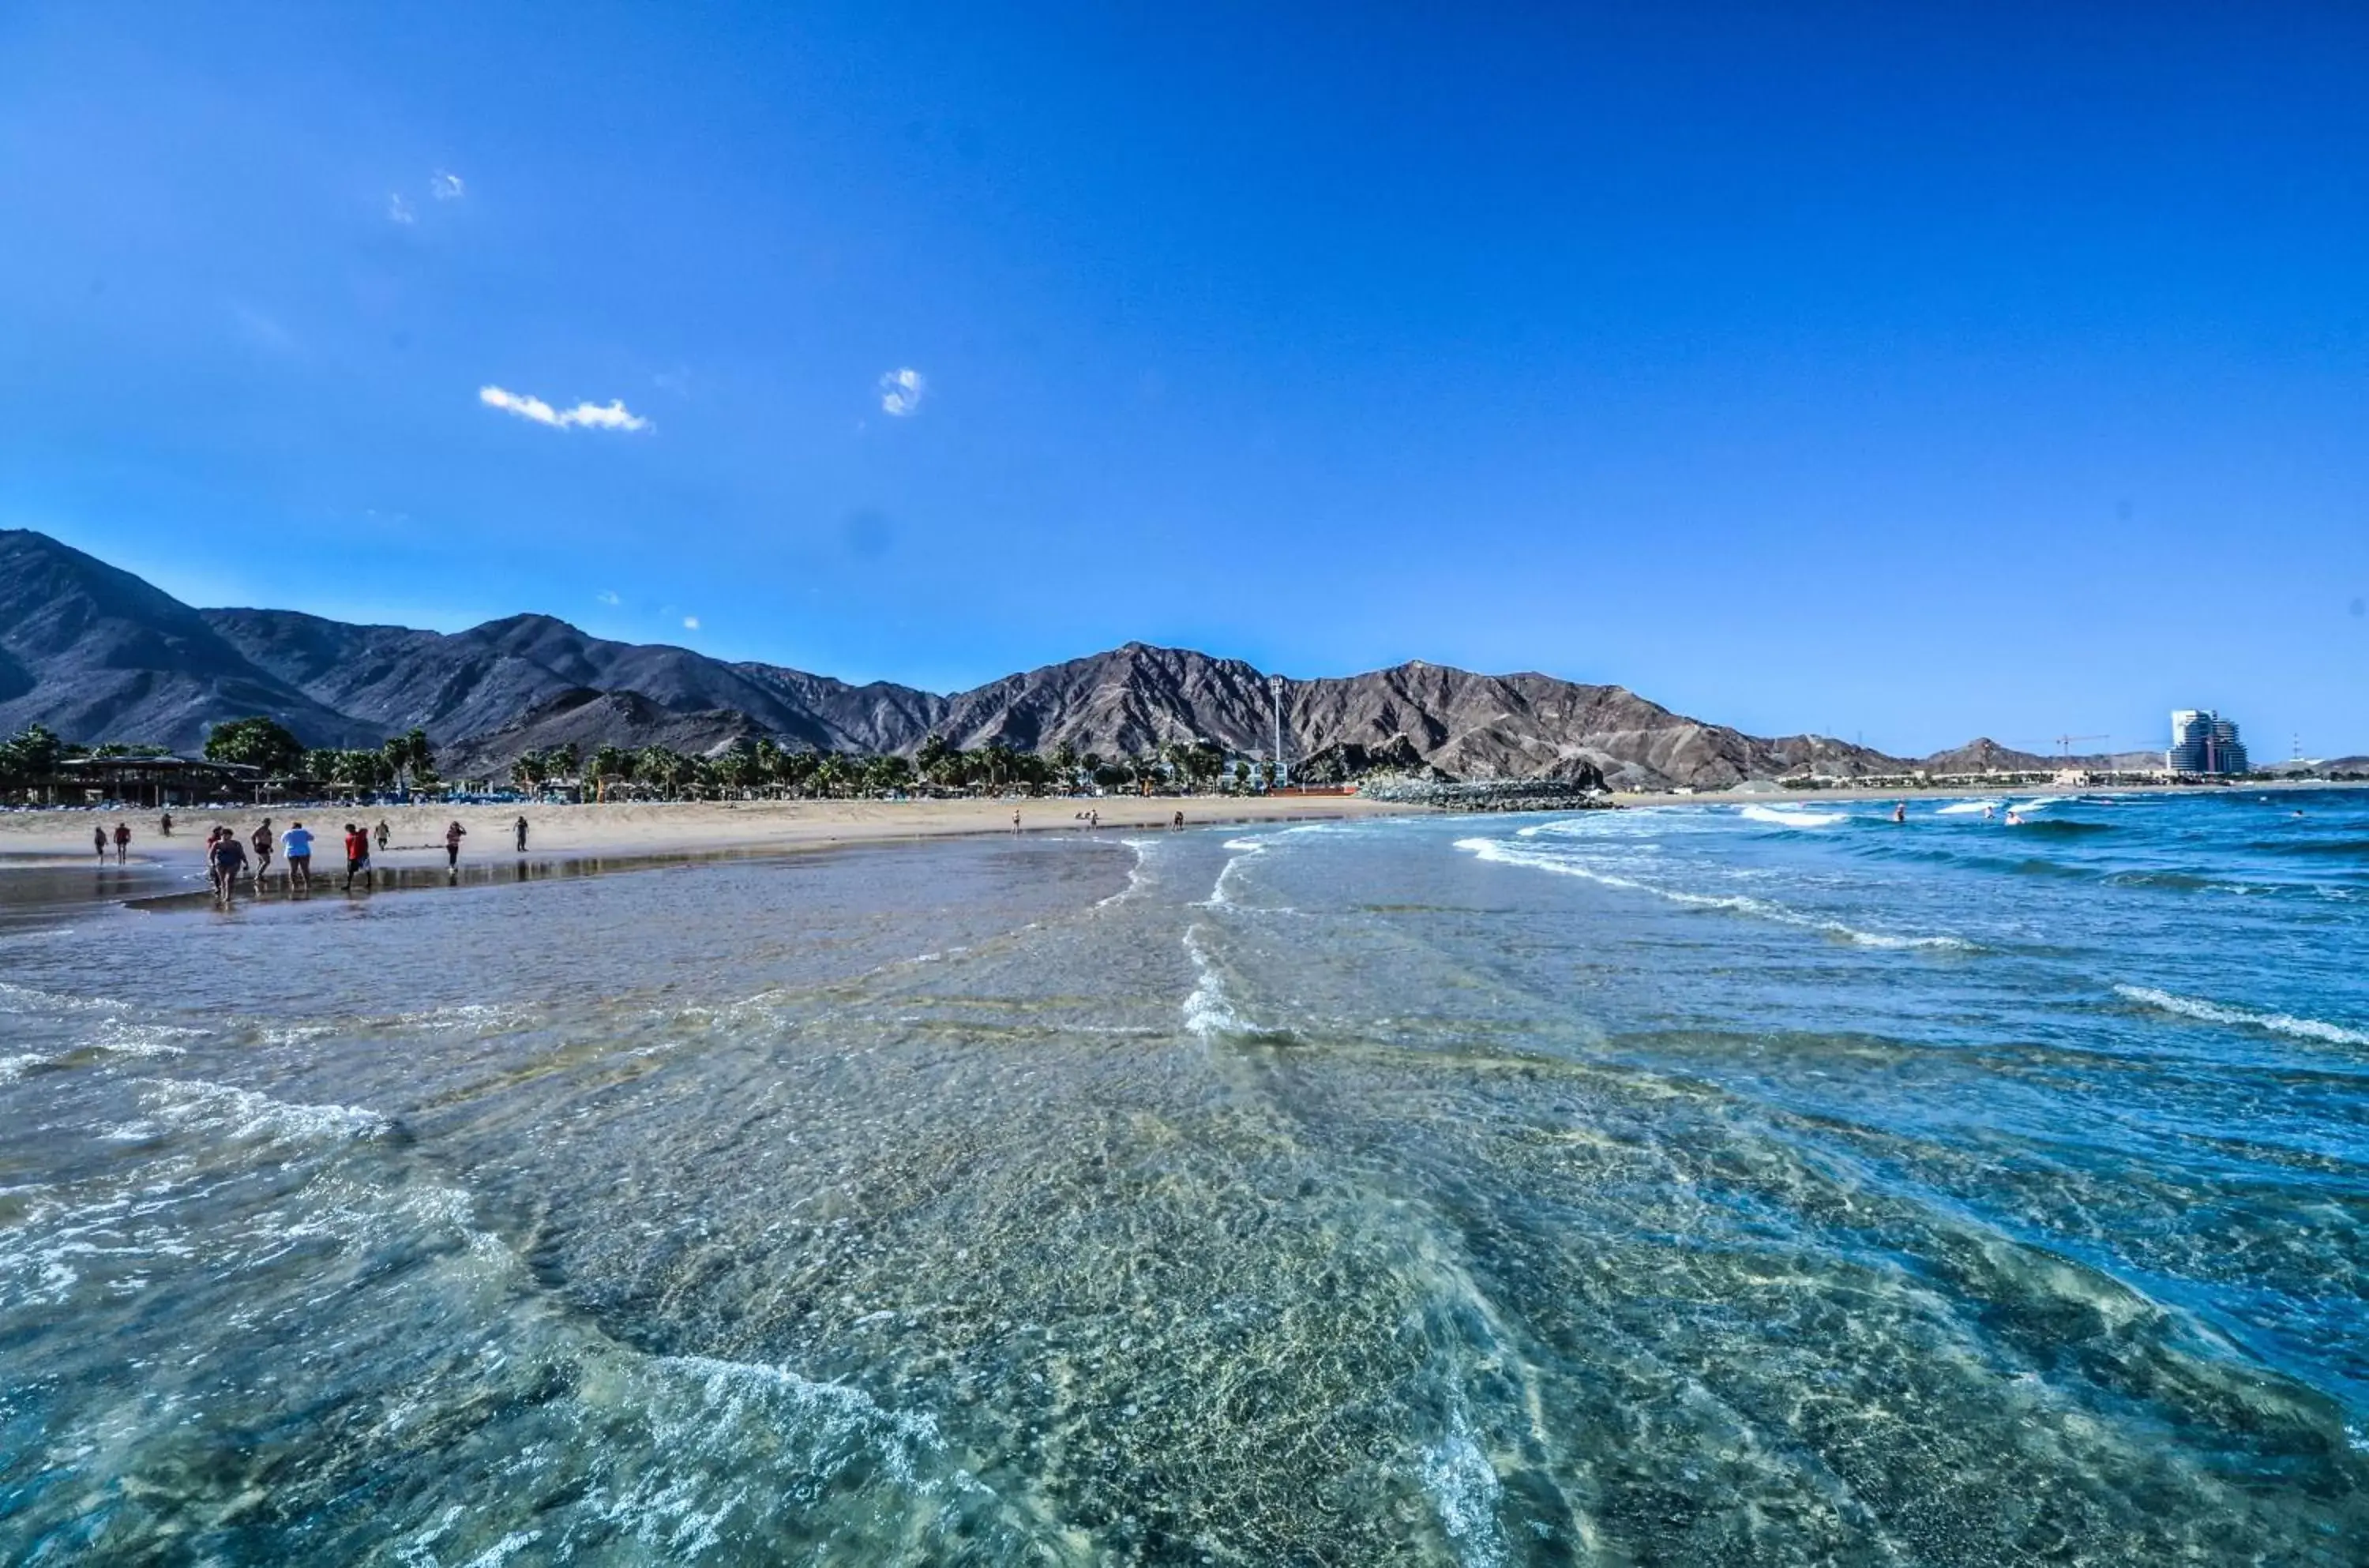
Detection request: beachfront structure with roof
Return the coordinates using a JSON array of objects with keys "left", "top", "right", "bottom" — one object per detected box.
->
[
  {"left": 50, "top": 754, "right": 268, "bottom": 806},
  {"left": 2167, "top": 710, "right": 2247, "bottom": 776}
]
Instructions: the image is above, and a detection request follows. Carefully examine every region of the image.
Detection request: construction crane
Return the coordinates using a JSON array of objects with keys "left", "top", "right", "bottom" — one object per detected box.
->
[{"left": 2052, "top": 733, "right": 2110, "bottom": 759}]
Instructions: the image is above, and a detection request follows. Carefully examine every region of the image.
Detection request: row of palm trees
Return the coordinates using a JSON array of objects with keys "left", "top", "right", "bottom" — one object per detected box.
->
[{"left": 507, "top": 734, "right": 1275, "bottom": 800}]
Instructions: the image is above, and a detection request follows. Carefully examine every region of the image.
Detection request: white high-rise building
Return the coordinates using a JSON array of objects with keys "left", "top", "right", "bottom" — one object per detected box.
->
[{"left": 2167, "top": 710, "right": 2247, "bottom": 775}]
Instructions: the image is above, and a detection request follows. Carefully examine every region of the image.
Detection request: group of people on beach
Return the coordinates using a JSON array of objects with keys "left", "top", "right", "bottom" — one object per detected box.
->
[{"left": 184, "top": 815, "right": 520, "bottom": 903}]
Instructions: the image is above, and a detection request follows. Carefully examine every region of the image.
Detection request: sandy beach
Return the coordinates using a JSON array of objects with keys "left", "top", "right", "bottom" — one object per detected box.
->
[{"left": 0, "top": 793, "right": 1421, "bottom": 877}]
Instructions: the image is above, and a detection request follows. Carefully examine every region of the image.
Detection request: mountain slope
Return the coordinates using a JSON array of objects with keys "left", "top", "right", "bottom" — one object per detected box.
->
[
  {"left": 1, "top": 527, "right": 2156, "bottom": 788},
  {"left": 0, "top": 531, "right": 382, "bottom": 749},
  {"left": 204, "top": 607, "right": 949, "bottom": 752}
]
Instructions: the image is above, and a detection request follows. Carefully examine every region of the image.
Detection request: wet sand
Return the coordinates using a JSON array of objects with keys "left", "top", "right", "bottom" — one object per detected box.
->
[{"left": 0, "top": 793, "right": 1420, "bottom": 883}]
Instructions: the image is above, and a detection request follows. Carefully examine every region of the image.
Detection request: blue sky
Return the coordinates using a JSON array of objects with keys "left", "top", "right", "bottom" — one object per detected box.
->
[{"left": 2, "top": 3, "right": 2363, "bottom": 756}]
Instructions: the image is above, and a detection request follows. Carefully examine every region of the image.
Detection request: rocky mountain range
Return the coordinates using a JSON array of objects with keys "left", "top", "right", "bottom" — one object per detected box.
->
[{"left": 2, "top": 527, "right": 2112, "bottom": 789}]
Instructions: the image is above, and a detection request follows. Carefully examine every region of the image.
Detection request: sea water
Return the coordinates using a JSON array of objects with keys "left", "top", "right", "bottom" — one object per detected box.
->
[{"left": 1, "top": 793, "right": 2363, "bottom": 1563}]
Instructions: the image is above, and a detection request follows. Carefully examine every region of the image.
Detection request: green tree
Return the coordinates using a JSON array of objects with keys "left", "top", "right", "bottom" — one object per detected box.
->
[
  {"left": 810, "top": 752, "right": 854, "bottom": 798},
  {"left": 863, "top": 753, "right": 914, "bottom": 797},
  {"left": 0, "top": 724, "right": 62, "bottom": 791},
  {"left": 381, "top": 728, "right": 434, "bottom": 793},
  {"left": 205, "top": 715, "right": 306, "bottom": 776}
]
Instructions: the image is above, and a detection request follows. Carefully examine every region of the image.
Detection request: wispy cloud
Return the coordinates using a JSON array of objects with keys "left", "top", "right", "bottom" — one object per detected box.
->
[
  {"left": 878, "top": 367, "right": 926, "bottom": 417},
  {"left": 681, "top": 615, "right": 700, "bottom": 631},
  {"left": 479, "top": 385, "right": 651, "bottom": 432},
  {"left": 596, "top": 590, "right": 621, "bottom": 606},
  {"left": 388, "top": 193, "right": 416, "bottom": 225},
  {"left": 431, "top": 169, "right": 465, "bottom": 201}
]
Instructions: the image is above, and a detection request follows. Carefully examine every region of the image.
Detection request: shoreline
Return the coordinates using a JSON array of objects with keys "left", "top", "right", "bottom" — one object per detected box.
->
[
  {"left": 1609, "top": 778, "right": 2368, "bottom": 809},
  {"left": 0, "top": 793, "right": 1421, "bottom": 885}
]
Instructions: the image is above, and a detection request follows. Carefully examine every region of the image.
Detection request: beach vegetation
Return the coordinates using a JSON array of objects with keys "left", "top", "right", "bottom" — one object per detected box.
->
[
  {"left": 0, "top": 723, "right": 65, "bottom": 790},
  {"left": 204, "top": 715, "right": 306, "bottom": 777}
]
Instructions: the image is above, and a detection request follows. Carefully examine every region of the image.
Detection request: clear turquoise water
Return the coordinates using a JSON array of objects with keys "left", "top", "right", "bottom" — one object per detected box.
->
[{"left": 2, "top": 792, "right": 2364, "bottom": 1563}]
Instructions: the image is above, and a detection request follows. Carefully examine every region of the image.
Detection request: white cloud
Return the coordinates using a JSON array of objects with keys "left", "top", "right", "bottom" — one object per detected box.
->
[
  {"left": 388, "top": 193, "right": 416, "bottom": 225},
  {"left": 681, "top": 615, "right": 700, "bottom": 631},
  {"left": 431, "top": 169, "right": 465, "bottom": 201},
  {"left": 595, "top": 590, "right": 621, "bottom": 606},
  {"left": 479, "top": 385, "right": 651, "bottom": 432},
  {"left": 878, "top": 367, "right": 925, "bottom": 416}
]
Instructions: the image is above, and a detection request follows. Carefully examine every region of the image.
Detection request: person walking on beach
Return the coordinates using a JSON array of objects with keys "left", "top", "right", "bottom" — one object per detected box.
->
[
  {"left": 208, "top": 829, "right": 247, "bottom": 903},
  {"left": 282, "top": 820, "right": 314, "bottom": 891},
  {"left": 342, "top": 822, "right": 374, "bottom": 891},
  {"left": 159, "top": 811, "right": 173, "bottom": 838},
  {"left": 444, "top": 820, "right": 466, "bottom": 870},
  {"left": 93, "top": 826, "right": 107, "bottom": 862},
  {"left": 1012, "top": 808, "right": 1023, "bottom": 834},
  {"left": 113, "top": 822, "right": 131, "bottom": 861},
  {"left": 514, "top": 815, "right": 528, "bottom": 853},
  {"left": 250, "top": 820, "right": 274, "bottom": 884},
  {"left": 375, "top": 819, "right": 391, "bottom": 853}
]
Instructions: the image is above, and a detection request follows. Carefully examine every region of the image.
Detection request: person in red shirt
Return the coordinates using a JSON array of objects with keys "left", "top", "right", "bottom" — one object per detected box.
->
[{"left": 341, "top": 822, "right": 374, "bottom": 891}]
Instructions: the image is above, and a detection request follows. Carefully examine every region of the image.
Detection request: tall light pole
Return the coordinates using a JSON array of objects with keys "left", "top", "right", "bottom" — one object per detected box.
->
[{"left": 1270, "top": 674, "right": 1287, "bottom": 790}]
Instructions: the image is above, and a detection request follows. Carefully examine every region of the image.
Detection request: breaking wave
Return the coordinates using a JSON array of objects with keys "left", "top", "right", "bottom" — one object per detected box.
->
[
  {"left": 1456, "top": 838, "right": 1973, "bottom": 950},
  {"left": 1740, "top": 805, "right": 1847, "bottom": 828},
  {"left": 2114, "top": 985, "right": 2369, "bottom": 1048}
]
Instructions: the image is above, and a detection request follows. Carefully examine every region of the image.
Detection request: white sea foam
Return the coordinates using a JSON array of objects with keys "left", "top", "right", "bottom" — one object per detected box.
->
[
  {"left": 0, "top": 979, "right": 127, "bottom": 1015},
  {"left": 1205, "top": 838, "right": 1270, "bottom": 909},
  {"left": 1418, "top": 1403, "right": 1507, "bottom": 1568},
  {"left": 1181, "top": 924, "right": 1245, "bottom": 1037},
  {"left": 2010, "top": 796, "right": 2069, "bottom": 813},
  {"left": 1740, "top": 805, "right": 1846, "bottom": 828},
  {"left": 1935, "top": 799, "right": 2003, "bottom": 816},
  {"left": 1094, "top": 839, "right": 1157, "bottom": 908},
  {"left": 2114, "top": 985, "right": 2369, "bottom": 1047},
  {"left": 0, "top": 1055, "right": 42, "bottom": 1082},
  {"left": 139, "top": 1077, "right": 391, "bottom": 1143},
  {"left": 1455, "top": 838, "right": 1972, "bottom": 951}
]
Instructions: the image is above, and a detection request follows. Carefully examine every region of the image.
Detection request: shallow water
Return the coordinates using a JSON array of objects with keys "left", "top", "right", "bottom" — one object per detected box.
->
[{"left": 2, "top": 795, "right": 2365, "bottom": 1564}]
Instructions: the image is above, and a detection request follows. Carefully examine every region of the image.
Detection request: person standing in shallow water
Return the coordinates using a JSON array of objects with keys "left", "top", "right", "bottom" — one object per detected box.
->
[
  {"left": 342, "top": 822, "right": 374, "bottom": 891},
  {"left": 93, "top": 826, "right": 107, "bottom": 861},
  {"left": 112, "top": 822, "right": 130, "bottom": 861},
  {"left": 445, "top": 820, "right": 466, "bottom": 871},
  {"left": 514, "top": 815, "right": 527, "bottom": 853},
  {"left": 250, "top": 820, "right": 274, "bottom": 886},
  {"left": 282, "top": 820, "right": 314, "bottom": 891},
  {"left": 208, "top": 828, "right": 246, "bottom": 903}
]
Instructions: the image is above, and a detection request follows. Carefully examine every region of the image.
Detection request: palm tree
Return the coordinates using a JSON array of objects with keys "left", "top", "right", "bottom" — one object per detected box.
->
[
  {"left": 590, "top": 745, "right": 630, "bottom": 800},
  {"left": 811, "top": 752, "right": 854, "bottom": 798}
]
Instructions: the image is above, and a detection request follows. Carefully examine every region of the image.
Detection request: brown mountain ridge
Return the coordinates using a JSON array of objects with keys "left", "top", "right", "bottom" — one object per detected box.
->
[{"left": 2, "top": 527, "right": 2077, "bottom": 789}]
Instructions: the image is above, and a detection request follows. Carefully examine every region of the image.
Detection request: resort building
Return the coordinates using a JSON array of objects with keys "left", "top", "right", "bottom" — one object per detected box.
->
[{"left": 2167, "top": 710, "right": 2247, "bottom": 776}]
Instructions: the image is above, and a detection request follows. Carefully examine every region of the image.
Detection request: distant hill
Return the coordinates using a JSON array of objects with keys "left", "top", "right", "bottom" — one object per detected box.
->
[
  {"left": 0, "top": 531, "right": 382, "bottom": 750},
  {"left": 203, "top": 605, "right": 941, "bottom": 753},
  {"left": 0, "top": 527, "right": 2213, "bottom": 788}
]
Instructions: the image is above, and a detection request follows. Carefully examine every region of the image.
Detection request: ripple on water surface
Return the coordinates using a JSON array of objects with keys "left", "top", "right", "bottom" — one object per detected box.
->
[{"left": 2, "top": 807, "right": 2365, "bottom": 1563}]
